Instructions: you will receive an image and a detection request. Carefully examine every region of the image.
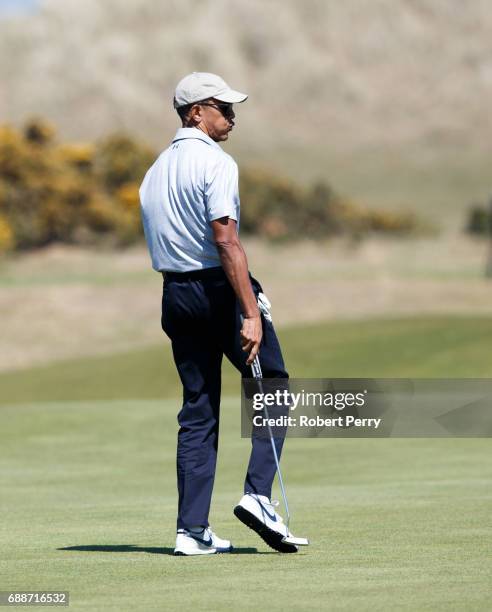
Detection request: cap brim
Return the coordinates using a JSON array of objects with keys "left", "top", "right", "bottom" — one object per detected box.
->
[{"left": 214, "top": 89, "right": 248, "bottom": 104}]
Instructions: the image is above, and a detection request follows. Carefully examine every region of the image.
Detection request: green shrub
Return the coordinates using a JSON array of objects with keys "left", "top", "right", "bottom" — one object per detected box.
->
[
  {"left": 466, "top": 205, "right": 490, "bottom": 235},
  {"left": 239, "top": 168, "right": 418, "bottom": 240}
]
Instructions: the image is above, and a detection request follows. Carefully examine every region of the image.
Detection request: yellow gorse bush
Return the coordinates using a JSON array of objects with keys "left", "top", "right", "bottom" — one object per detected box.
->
[
  {"left": 0, "top": 214, "right": 14, "bottom": 252},
  {"left": 0, "top": 119, "right": 155, "bottom": 249},
  {"left": 116, "top": 182, "right": 140, "bottom": 210},
  {"left": 0, "top": 118, "right": 419, "bottom": 251},
  {"left": 58, "top": 143, "right": 96, "bottom": 171},
  {"left": 239, "top": 170, "right": 419, "bottom": 240}
]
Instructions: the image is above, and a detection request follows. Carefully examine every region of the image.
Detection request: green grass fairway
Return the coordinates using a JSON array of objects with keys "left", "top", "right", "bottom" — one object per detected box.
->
[
  {"left": 1, "top": 317, "right": 491, "bottom": 609},
  {"left": 2, "top": 316, "right": 492, "bottom": 405},
  {"left": 1, "top": 399, "right": 491, "bottom": 611}
]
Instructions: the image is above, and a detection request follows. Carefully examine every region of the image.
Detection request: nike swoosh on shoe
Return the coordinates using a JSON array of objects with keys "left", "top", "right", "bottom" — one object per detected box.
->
[
  {"left": 256, "top": 500, "right": 277, "bottom": 522},
  {"left": 189, "top": 534, "right": 213, "bottom": 546}
]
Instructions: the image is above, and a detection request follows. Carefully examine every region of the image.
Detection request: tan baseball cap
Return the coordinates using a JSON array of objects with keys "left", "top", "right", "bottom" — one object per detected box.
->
[{"left": 173, "top": 72, "right": 248, "bottom": 108}]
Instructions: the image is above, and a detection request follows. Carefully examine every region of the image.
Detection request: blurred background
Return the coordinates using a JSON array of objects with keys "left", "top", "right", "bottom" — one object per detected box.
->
[
  {"left": 1, "top": 0, "right": 492, "bottom": 384},
  {"left": 1, "top": 2, "right": 491, "bottom": 607}
]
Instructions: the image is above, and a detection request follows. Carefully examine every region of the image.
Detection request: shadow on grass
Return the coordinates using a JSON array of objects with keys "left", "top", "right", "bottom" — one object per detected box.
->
[{"left": 59, "top": 544, "right": 270, "bottom": 555}]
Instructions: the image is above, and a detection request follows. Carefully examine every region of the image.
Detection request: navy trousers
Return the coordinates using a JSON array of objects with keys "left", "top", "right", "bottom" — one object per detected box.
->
[{"left": 161, "top": 267, "right": 288, "bottom": 530}]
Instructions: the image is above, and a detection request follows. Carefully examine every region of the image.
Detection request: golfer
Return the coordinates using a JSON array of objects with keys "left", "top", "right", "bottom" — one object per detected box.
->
[{"left": 140, "top": 72, "right": 298, "bottom": 555}]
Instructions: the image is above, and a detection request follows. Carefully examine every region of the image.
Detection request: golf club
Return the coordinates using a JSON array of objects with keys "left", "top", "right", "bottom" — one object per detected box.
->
[{"left": 245, "top": 308, "right": 309, "bottom": 547}]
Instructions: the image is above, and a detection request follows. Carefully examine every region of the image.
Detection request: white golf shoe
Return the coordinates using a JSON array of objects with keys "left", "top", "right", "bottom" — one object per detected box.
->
[
  {"left": 174, "top": 526, "right": 233, "bottom": 556},
  {"left": 234, "top": 494, "right": 298, "bottom": 553}
]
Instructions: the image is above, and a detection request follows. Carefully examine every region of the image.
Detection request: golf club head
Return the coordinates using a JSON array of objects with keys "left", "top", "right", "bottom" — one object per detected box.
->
[{"left": 282, "top": 535, "right": 309, "bottom": 546}]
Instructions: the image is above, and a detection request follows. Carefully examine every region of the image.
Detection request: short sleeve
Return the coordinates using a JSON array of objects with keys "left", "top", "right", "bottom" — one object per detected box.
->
[{"left": 204, "top": 154, "right": 239, "bottom": 222}]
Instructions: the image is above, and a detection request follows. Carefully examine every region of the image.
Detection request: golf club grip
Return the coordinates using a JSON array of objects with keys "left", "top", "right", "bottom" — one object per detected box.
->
[{"left": 239, "top": 313, "right": 263, "bottom": 378}]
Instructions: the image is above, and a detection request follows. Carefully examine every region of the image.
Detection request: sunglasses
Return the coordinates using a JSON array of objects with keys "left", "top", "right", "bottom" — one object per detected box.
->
[{"left": 198, "top": 101, "right": 234, "bottom": 118}]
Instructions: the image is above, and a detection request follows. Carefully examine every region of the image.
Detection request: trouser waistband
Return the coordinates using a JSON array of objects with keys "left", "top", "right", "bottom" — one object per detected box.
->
[{"left": 163, "top": 267, "right": 225, "bottom": 281}]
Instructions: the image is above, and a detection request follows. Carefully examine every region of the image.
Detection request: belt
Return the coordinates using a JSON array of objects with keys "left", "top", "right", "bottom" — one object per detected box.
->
[{"left": 163, "top": 266, "right": 226, "bottom": 281}]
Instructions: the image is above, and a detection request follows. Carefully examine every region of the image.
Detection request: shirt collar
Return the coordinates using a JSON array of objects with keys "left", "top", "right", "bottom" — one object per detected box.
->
[{"left": 172, "top": 127, "right": 221, "bottom": 149}]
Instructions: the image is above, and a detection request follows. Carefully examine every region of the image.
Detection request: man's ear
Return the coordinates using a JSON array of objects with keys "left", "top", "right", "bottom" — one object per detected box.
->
[{"left": 187, "top": 104, "right": 202, "bottom": 126}]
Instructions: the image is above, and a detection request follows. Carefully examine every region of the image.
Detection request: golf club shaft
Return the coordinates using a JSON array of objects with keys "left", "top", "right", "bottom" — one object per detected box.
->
[{"left": 250, "top": 355, "right": 291, "bottom": 530}]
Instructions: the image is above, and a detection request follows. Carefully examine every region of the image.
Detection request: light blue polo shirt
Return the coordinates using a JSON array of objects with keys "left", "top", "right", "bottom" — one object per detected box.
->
[{"left": 139, "top": 127, "right": 240, "bottom": 272}]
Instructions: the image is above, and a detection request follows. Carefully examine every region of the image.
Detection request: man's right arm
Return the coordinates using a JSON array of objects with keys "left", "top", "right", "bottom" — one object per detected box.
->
[{"left": 211, "top": 216, "right": 262, "bottom": 365}]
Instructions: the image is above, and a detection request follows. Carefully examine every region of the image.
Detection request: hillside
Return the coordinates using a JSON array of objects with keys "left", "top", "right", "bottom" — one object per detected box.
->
[
  {"left": 1, "top": 0, "right": 491, "bottom": 216},
  {"left": 1, "top": 0, "right": 491, "bottom": 152}
]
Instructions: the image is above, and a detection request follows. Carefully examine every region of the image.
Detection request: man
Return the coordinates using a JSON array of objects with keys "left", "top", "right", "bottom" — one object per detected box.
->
[{"left": 140, "top": 72, "right": 298, "bottom": 555}]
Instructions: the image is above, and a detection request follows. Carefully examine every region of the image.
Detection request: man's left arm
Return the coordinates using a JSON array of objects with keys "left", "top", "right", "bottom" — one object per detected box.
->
[{"left": 211, "top": 217, "right": 262, "bottom": 365}]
